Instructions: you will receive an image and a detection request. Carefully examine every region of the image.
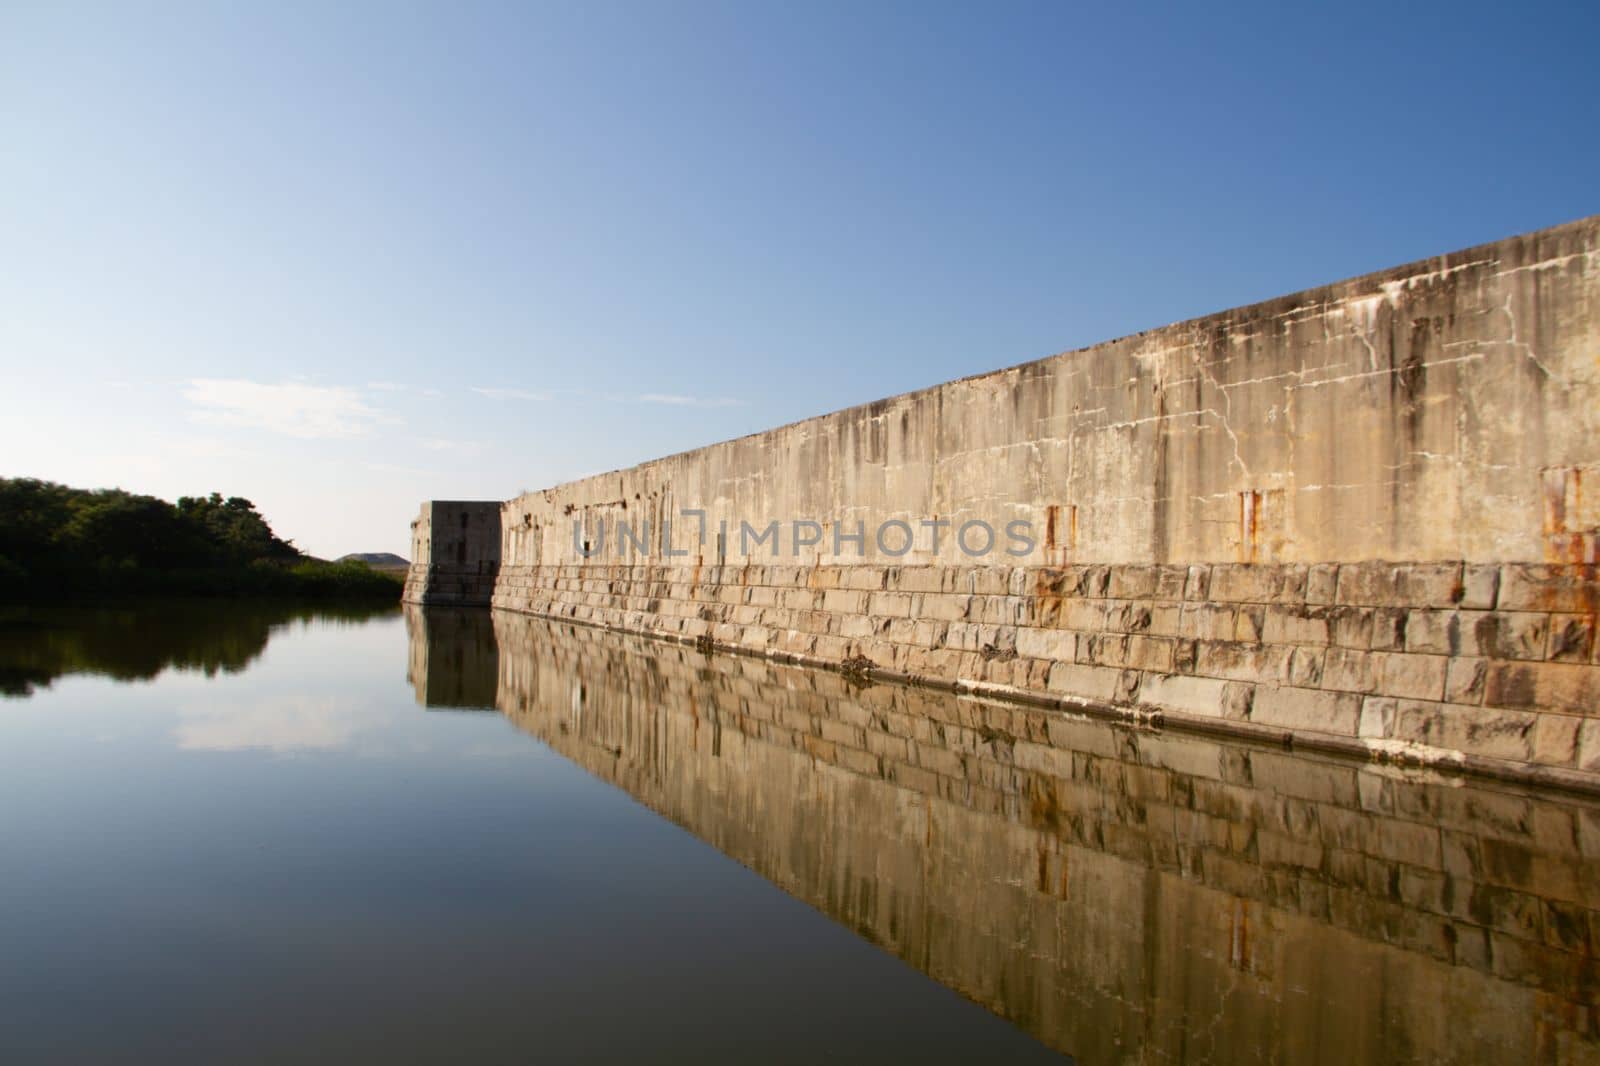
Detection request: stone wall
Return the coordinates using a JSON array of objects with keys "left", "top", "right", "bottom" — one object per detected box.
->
[
  {"left": 492, "top": 558, "right": 1599, "bottom": 781},
  {"left": 451, "top": 215, "right": 1597, "bottom": 780},
  {"left": 402, "top": 500, "right": 502, "bottom": 606},
  {"left": 466, "top": 612, "right": 1600, "bottom": 1063}
]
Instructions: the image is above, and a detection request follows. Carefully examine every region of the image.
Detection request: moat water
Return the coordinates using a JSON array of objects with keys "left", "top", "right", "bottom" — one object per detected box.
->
[{"left": 1, "top": 603, "right": 1596, "bottom": 1064}]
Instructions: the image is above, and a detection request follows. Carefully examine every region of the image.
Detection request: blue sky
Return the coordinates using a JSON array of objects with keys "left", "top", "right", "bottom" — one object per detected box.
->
[{"left": 2, "top": 1, "right": 1595, "bottom": 558}]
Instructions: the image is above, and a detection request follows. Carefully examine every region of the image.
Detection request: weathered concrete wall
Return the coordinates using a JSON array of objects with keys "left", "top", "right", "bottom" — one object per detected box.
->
[
  {"left": 499, "top": 216, "right": 1598, "bottom": 570},
  {"left": 402, "top": 501, "right": 502, "bottom": 606},
  {"left": 428, "top": 216, "right": 1600, "bottom": 779},
  {"left": 460, "top": 612, "right": 1600, "bottom": 1063}
]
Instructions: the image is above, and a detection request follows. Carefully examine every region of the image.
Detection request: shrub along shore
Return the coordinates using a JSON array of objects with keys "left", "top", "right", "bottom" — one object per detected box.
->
[{"left": 0, "top": 478, "right": 400, "bottom": 602}]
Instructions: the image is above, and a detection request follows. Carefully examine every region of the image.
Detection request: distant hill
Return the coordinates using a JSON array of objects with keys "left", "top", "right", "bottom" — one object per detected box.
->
[{"left": 339, "top": 552, "right": 410, "bottom": 572}]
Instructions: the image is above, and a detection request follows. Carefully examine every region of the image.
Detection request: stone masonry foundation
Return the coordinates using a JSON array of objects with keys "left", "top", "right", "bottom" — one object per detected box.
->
[{"left": 491, "top": 559, "right": 1600, "bottom": 787}]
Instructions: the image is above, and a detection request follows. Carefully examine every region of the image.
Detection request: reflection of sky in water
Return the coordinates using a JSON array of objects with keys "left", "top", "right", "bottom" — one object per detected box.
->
[
  {"left": 5, "top": 612, "right": 524, "bottom": 758},
  {"left": 172, "top": 694, "right": 393, "bottom": 752},
  {"left": 0, "top": 606, "right": 1055, "bottom": 1065},
  {"left": 164, "top": 618, "right": 421, "bottom": 754}
]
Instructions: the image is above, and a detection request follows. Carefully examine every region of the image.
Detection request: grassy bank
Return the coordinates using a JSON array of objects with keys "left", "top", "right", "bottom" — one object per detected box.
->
[{"left": 0, "top": 558, "right": 402, "bottom": 602}]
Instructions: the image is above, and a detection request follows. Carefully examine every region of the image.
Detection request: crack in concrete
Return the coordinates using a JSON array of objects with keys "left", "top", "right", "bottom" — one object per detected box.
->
[
  {"left": 1189, "top": 350, "right": 1251, "bottom": 481},
  {"left": 1501, "top": 294, "right": 1565, "bottom": 384}
]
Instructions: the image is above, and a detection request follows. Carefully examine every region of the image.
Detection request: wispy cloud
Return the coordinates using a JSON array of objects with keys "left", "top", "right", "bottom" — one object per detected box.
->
[
  {"left": 417, "top": 437, "right": 483, "bottom": 456},
  {"left": 636, "top": 393, "right": 744, "bottom": 408},
  {"left": 471, "top": 386, "right": 742, "bottom": 408},
  {"left": 470, "top": 386, "right": 552, "bottom": 402},
  {"left": 368, "top": 381, "right": 441, "bottom": 396},
  {"left": 174, "top": 694, "right": 393, "bottom": 753},
  {"left": 360, "top": 460, "right": 437, "bottom": 476},
  {"left": 183, "top": 379, "right": 397, "bottom": 439}
]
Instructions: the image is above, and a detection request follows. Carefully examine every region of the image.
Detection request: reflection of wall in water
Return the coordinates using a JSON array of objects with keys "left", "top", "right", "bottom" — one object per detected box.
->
[
  {"left": 403, "top": 606, "right": 500, "bottom": 710},
  {"left": 488, "top": 612, "right": 1600, "bottom": 1065}
]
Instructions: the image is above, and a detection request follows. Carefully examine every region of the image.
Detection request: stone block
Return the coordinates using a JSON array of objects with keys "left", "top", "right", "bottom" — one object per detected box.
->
[
  {"left": 1288, "top": 646, "right": 1325, "bottom": 687},
  {"left": 894, "top": 566, "right": 947, "bottom": 594},
  {"left": 868, "top": 591, "right": 914, "bottom": 618},
  {"left": 1326, "top": 607, "right": 1375, "bottom": 649},
  {"left": 1547, "top": 614, "right": 1596, "bottom": 662},
  {"left": 1174, "top": 637, "right": 1197, "bottom": 673},
  {"left": 1306, "top": 563, "right": 1339, "bottom": 605},
  {"left": 1179, "top": 603, "right": 1237, "bottom": 641},
  {"left": 1250, "top": 686, "right": 1362, "bottom": 735},
  {"left": 1579, "top": 720, "right": 1600, "bottom": 773},
  {"left": 1107, "top": 601, "right": 1154, "bottom": 634},
  {"left": 1484, "top": 661, "right": 1600, "bottom": 713},
  {"left": 1336, "top": 563, "right": 1400, "bottom": 607},
  {"left": 1015, "top": 627, "right": 1076, "bottom": 662},
  {"left": 1153, "top": 566, "right": 1189, "bottom": 600},
  {"left": 1233, "top": 606, "right": 1265, "bottom": 642},
  {"left": 1107, "top": 565, "right": 1159, "bottom": 599},
  {"left": 1139, "top": 674, "right": 1231, "bottom": 717},
  {"left": 1444, "top": 657, "right": 1488, "bottom": 704},
  {"left": 918, "top": 593, "right": 972, "bottom": 623},
  {"left": 1498, "top": 564, "right": 1600, "bottom": 614},
  {"left": 1194, "top": 640, "right": 1292, "bottom": 683},
  {"left": 1323, "top": 647, "right": 1381, "bottom": 694},
  {"left": 1126, "top": 635, "right": 1176, "bottom": 673},
  {"left": 1046, "top": 662, "right": 1123, "bottom": 703},
  {"left": 1263, "top": 606, "right": 1331, "bottom": 646},
  {"left": 1470, "top": 612, "right": 1551, "bottom": 661},
  {"left": 1367, "top": 609, "right": 1407, "bottom": 651},
  {"left": 1221, "top": 682, "right": 1255, "bottom": 720},
  {"left": 1358, "top": 696, "right": 1395, "bottom": 739},
  {"left": 1378, "top": 652, "right": 1448, "bottom": 701},
  {"left": 1391, "top": 700, "right": 1538, "bottom": 763},
  {"left": 945, "top": 622, "right": 979, "bottom": 651},
  {"left": 1532, "top": 714, "right": 1582, "bottom": 767},
  {"left": 1461, "top": 564, "right": 1501, "bottom": 609},
  {"left": 1057, "top": 599, "right": 1107, "bottom": 632},
  {"left": 1210, "top": 564, "right": 1307, "bottom": 604},
  {"left": 1338, "top": 562, "right": 1463, "bottom": 608},
  {"left": 822, "top": 589, "right": 867, "bottom": 614},
  {"left": 1145, "top": 602, "right": 1183, "bottom": 637},
  {"left": 1404, "top": 610, "right": 1459, "bottom": 655},
  {"left": 842, "top": 566, "right": 888, "bottom": 591}
]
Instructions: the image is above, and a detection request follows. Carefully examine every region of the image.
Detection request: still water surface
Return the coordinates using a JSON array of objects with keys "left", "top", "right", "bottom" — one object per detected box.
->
[{"left": 2, "top": 603, "right": 1597, "bottom": 1063}]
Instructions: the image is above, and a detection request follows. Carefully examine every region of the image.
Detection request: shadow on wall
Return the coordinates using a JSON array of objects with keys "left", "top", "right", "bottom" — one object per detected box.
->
[{"left": 405, "top": 605, "right": 1600, "bottom": 1065}]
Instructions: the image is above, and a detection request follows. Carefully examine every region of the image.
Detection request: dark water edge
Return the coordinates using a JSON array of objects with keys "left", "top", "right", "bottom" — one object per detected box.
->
[
  {"left": 2, "top": 601, "right": 1597, "bottom": 1064},
  {"left": 0, "top": 600, "right": 399, "bottom": 697},
  {"left": 0, "top": 560, "right": 403, "bottom": 603}
]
